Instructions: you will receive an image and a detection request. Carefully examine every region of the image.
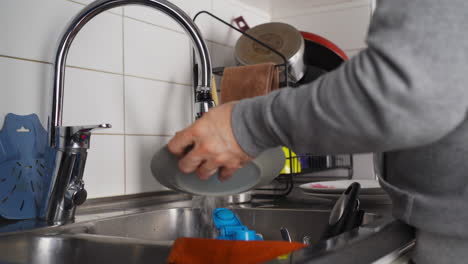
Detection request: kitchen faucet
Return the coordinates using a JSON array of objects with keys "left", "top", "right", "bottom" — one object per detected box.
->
[{"left": 44, "top": 0, "right": 213, "bottom": 225}]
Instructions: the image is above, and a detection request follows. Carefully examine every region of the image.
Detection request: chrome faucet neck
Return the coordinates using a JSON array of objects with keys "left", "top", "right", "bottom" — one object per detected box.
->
[
  {"left": 45, "top": 0, "right": 212, "bottom": 225},
  {"left": 50, "top": 0, "right": 212, "bottom": 147}
]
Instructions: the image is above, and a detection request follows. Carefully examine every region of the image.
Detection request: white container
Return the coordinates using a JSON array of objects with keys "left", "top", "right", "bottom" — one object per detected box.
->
[{"left": 151, "top": 146, "right": 285, "bottom": 196}]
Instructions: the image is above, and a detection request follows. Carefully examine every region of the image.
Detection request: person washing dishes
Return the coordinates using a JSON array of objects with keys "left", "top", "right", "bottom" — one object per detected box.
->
[{"left": 168, "top": 0, "right": 468, "bottom": 263}]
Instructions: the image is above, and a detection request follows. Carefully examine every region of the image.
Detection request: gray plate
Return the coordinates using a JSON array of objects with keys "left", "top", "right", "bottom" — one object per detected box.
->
[{"left": 151, "top": 146, "right": 285, "bottom": 196}]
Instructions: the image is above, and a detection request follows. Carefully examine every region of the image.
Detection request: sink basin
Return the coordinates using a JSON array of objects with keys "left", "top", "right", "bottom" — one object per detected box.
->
[
  {"left": 0, "top": 233, "right": 172, "bottom": 264},
  {"left": 64, "top": 207, "right": 377, "bottom": 245},
  {"left": 0, "top": 194, "right": 413, "bottom": 264}
]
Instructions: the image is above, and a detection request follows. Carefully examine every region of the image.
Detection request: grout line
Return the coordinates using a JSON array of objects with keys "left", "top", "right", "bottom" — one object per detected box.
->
[
  {"left": 92, "top": 133, "right": 125, "bottom": 136},
  {"left": 122, "top": 8, "right": 127, "bottom": 195},
  {"left": 206, "top": 39, "right": 234, "bottom": 49},
  {"left": 273, "top": 3, "right": 369, "bottom": 20},
  {"left": 0, "top": 54, "right": 193, "bottom": 87},
  {"left": 66, "top": 64, "right": 123, "bottom": 76},
  {"left": 124, "top": 15, "right": 185, "bottom": 35},
  {"left": 123, "top": 12, "right": 234, "bottom": 49},
  {"left": 125, "top": 133, "right": 173, "bottom": 137},
  {"left": 66, "top": 0, "right": 123, "bottom": 17},
  {"left": 0, "top": 54, "right": 51, "bottom": 65},
  {"left": 125, "top": 74, "right": 192, "bottom": 87},
  {"left": 0, "top": 54, "right": 123, "bottom": 75},
  {"left": 92, "top": 132, "right": 173, "bottom": 137}
]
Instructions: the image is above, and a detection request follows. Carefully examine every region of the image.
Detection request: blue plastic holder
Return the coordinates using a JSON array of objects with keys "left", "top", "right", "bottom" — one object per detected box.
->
[
  {"left": 0, "top": 114, "right": 56, "bottom": 220},
  {"left": 213, "top": 208, "right": 263, "bottom": 241}
]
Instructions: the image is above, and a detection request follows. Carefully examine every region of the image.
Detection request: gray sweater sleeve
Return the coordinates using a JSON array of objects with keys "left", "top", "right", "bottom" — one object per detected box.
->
[{"left": 231, "top": 0, "right": 468, "bottom": 157}]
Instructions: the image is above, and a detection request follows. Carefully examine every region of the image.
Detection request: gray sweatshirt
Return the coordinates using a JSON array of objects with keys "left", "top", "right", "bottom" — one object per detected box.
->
[{"left": 231, "top": 0, "right": 468, "bottom": 262}]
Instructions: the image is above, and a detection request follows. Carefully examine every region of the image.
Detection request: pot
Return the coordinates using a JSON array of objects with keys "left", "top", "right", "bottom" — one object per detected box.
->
[
  {"left": 234, "top": 22, "right": 305, "bottom": 83},
  {"left": 292, "top": 31, "right": 348, "bottom": 86}
]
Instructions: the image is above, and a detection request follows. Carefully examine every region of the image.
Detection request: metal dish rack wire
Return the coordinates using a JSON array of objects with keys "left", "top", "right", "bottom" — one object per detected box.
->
[
  {"left": 290, "top": 152, "right": 353, "bottom": 176},
  {"left": 255, "top": 150, "right": 353, "bottom": 197},
  {"left": 192, "top": 11, "right": 354, "bottom": 198}
]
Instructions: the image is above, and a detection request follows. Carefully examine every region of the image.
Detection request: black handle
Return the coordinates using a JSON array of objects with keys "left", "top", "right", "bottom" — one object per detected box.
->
[{"left": 321, "top": 182, "right": 364, "bottom": 240}]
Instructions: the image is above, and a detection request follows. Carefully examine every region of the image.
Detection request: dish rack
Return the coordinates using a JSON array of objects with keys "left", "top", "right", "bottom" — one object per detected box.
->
[
  {"left": 253, "top": 151, "right": 353, "bottom": 198},
  {"left": 287, "top": 152, "right": 353, "bottom": 176},
  {"left": 192, "top": 11, "right": 354, "bottom": 197}
]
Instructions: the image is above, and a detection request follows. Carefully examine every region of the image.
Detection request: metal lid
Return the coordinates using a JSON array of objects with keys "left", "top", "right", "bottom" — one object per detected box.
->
[{"left": 235, "top": 22, "right": 304, "bottom": 65}]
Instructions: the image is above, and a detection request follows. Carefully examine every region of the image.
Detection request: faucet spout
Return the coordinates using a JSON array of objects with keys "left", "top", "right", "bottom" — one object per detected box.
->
[
  {"left": 50, "top": 0, "right": 212, "bottom": 147},
  {"left": 45, "top": 0, "right": 212, "bottom": 225}
]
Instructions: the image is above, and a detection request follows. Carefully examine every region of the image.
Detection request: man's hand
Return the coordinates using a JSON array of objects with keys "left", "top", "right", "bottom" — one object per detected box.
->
[{"left": 167, "top": 102, "right": 253, "bottom": 181}]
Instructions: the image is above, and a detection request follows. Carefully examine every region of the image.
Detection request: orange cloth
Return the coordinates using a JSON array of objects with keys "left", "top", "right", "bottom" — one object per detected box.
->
[
  {"left": 220, "top": 63, "right": 279, "bottom": 104},
  {"left": 167, "top": 237, "right": 306, "bottom": 264}
]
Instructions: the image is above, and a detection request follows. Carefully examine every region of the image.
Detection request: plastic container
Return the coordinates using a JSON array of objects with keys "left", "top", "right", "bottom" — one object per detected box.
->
[{"left": 213, "top": 208, "right": 262, "bottom": 241}]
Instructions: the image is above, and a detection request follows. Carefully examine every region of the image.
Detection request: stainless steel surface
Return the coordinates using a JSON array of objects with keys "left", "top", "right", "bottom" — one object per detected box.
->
[
  {"left": 373, "top": 241, "right": 414, "bottom": 264},
  {"left": 286, "top": 38, "right": 305, "bottom": 83},
  {"left": 235, "top": 22, "right": 305, "bottom": 83},
  {"left": 69, "top": 207, "right": 376, "bottom": 243},
  {"left": 0, "top": 233, "right": 172, "bottom": 264},
  {"left": 0, "top": 193, "right": 414, "bottom": 264},
  {"left": 285, "top": 218, "right": 415, "bottom": 264},
  {"left": 45, "top": 0, "right": 213, "bottom": 225},
  {"left": 45, "top": 125, "right": 111, "bottom": 225},
  {"left": 194, "top": 99, "right": 214, "bottom": 119},
  {"left": 225, "top": 191, "right": 252, "bottom": 204}
]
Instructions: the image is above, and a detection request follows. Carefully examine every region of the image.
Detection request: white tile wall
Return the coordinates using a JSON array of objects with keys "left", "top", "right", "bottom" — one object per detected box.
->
[
  {"left": 0, "top": 0, "right": 123, "bottom": 73},
  {"left": 124, "top": 17, "right": 192, "bottom": 84},
  {"left": 62, "top": 67, "right": 125, "bottom": 134},
  {"left": 269, "top": 0, "right": 370, "bottom": 19},
  {"left": 0, "top": 58, "right": 51, "bottom": 128},
  {"left": 273, "top": 2, "right": 371, "bottom": 51},
  {"left": 210, "top": 42, "right": 236, "bottom": 68},
  {"left": 124, "top": 0, "right": 212, "bottom": 33},
  {"left": 67, "top": 10, "right": 124, "bottom": 73},
  {"left": 211, "top": 0, "right": 270, "bottom": 46},
  {"left": 1, "top": 0, "right": 270, "bottom": 198},
  {"left": 0, "top": 0, "right": 79, "bottom": 63},
  {"left": 124, "top": 76, "right": 192, "bottom": 135},
  {"left": 352, "top": 153, "right": 376, "bottom": 180},
  {"left": 83, "top": 135, "right": 125, "bottom": 198},
  {"left": 68, "top": 0, "right": 123, "bottom": 15},
  {"left": 124, "top": 5, "right": 182, "bottom": 32},
  {"left": 125, "top": 135, "right": 170, "bottom": 194}
]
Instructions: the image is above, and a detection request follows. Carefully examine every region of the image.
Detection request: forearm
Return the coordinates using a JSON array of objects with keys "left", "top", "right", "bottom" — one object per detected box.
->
[{"left": 231, "top": 0, "right": 468, "bottom": 157}]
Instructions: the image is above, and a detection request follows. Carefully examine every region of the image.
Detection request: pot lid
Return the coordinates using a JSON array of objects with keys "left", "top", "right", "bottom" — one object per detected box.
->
[{"left": 235, "top": 22, "right": 304, "bottom": 65}]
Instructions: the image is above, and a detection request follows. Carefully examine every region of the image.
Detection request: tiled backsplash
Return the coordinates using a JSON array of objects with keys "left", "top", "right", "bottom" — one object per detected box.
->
[
  {"left": 1, "top": 0, "right": 374, "bottom": 199},
  {"left": 0, "top": 0, "right": 269, "bottom": 198}
]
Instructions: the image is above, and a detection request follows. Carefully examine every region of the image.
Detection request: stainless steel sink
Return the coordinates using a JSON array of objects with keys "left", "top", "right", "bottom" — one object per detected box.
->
[
  {"left": 0, "top": 193, "right": 414, "bottom": 264},
  {"left": 0, "top": 233, "right": 172, "bottom": 264},
  {"left": 69, "top": 207, "right": 377, "bottom": 245}
]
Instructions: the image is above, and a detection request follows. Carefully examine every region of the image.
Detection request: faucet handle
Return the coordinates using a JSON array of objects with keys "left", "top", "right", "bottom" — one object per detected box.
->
[
  {"left": 73, "top": 124, "right": 112, "bottom": 134},
  {"left": 56, "top": 124, "right": 111, "bottom": 149}
]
